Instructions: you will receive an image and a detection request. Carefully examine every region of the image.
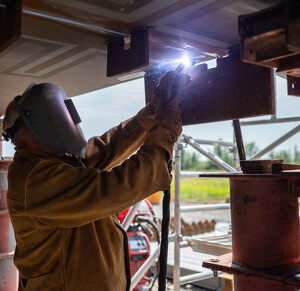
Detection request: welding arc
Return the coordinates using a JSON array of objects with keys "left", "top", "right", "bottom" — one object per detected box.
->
[{"left": 158, "top": 63, "right": 185, "bottom": 291}]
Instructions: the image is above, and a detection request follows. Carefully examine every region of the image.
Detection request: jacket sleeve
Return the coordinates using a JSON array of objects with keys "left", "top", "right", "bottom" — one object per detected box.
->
[
  {"left": 25, "top": 113, "right": 180, "bottom": 228},
  {"left": 85, "top": 103, "right": 155, "bottom": 171}
]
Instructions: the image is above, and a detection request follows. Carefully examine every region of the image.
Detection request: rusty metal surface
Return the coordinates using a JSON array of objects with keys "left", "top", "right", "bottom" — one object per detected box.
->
[
  {"left": 281, "top": 169, "right": 300, "bottom": 176},
  {"left": 0, "top": 0, "right": 22, "bottom": 53},
  {"left": 230, "top": 178, "right": 300, "bottom": 269},
  {"left": 203, "top": 253, "right": 300, "bottom": 288},
  {"left": 272, "top": 163, "right": 300, "bottom": 174},
  {"left": 239, "top": 0, "right": 300, "bottom": 64},
  {"left": 239, "top": 0, "right": 300, "bottom": 96},
  {"left": 145, "top": 49, "right": 275, "bottom": 125},
  {"left": 203, "top": 171, "right": 300, "bottom": 290},
  {"left": 240, "top": 159, "right": 283, "bottom": 174},
  {"left": 202, "top": 159, "right": 300, "bottom": 290},
  {"left": 234, "top": 275, "right": 295, "bottom": 291},
  {"left": 107, "top": 28, "right": 149, "bottom": 77}
]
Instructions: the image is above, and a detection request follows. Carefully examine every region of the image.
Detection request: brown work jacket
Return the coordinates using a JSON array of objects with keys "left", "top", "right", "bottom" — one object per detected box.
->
[{"left": 7, "top": 103, "right": 181, "bottom": 291}]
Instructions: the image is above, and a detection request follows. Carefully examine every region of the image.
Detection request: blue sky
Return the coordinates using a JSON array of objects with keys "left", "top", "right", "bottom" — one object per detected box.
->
[{"left": 3, "top": 74, "right": 300, "bottom": 160}]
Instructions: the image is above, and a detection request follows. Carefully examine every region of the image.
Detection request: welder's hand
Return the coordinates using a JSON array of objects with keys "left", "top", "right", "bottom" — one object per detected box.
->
[
  {"left": 149, "top": 72, "right": 190, "bottom": 147},
  {"left": 152, "top": 71, "right": 191, "bottom": 107}
]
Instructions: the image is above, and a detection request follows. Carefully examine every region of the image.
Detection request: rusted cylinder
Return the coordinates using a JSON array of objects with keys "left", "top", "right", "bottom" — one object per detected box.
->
[
  {"left": 0, "top": 252, "right": 18, "bottom": 290},
  {"left": 0, "top": 160, "right": 18, "bottom": 291},
  {"left": 230, "top": 177, "right": 300, "bottom": 268},
  {"left": 234, "top": 276, "right": 295, "bottom": 291},
  {"left": 230, "top": 177, "right": 300, "bottom": 291}
]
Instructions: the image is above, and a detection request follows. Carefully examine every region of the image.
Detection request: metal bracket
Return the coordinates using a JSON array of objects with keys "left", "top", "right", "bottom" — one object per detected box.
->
[
  {"left": 0, "top": 0, "right": 22, "bottom": 53},
  {"left": 239, "top": 0, "right": 300, "bottom": 96},
  {"left": 145, "top": 48, "right": 275, "bottom": 125},
  {"left": 107, "top": 27, "right": 149, "bottom": 77},
  {"left": 203, "top": 253, "right": 300, "bottom": 288}
]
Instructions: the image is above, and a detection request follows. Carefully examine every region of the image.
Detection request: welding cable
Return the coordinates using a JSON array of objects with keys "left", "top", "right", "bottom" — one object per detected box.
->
[
  {"left": 158, "top": 165, "right": 172, "bottom": 291},
  {"left": 135, "top": 215, "right": 160, "bottom": 244},
  {"left": 158, "top": 63, "right": 185, "bottom": 291}
]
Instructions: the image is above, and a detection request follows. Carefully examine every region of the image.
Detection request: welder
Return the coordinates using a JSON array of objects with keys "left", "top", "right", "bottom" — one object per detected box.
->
[{"left": 2, "top": 71, "right": 190, "bottom": 291}]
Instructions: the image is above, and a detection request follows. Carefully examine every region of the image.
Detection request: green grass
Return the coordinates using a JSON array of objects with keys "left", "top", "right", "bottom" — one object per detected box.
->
[{"left": 170, "top": 177, "right": 230, "bottom": 201}]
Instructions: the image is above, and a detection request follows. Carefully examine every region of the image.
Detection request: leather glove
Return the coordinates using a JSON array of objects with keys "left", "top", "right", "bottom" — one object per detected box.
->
[
  {"left": 153, "top": 71, "right": 191, "bottom": 103},
  {"left": 151, "top": 71, "right": 191, "bottom": 146},
  {"left": 134, "top": 71, "right": 190, "bottom": 131}
]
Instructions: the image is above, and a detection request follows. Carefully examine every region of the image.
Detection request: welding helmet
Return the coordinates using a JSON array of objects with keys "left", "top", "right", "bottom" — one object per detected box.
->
[{"left": 4, "top": 83, "right": 87, "bottom": 157}]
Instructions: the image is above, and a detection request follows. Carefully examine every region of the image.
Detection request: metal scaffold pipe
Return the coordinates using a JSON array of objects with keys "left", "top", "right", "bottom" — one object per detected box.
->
[
  {"left": 173, "top": 141, "right": 182, "bottom": 291},
  {"left": 181, "top": 134, "right": 238, "bottom": 173},
  {"left": 250, "top": 123, "right": 300, "bottom": 160},
  {"left": 180, "top": 203, "right": 230, "bottom": 213},
  {"left": 121, "top": 201, "right": 142, "bottom": 231},
  {"left": 180, "top": 271, "right": 222, "bottom": 285}
]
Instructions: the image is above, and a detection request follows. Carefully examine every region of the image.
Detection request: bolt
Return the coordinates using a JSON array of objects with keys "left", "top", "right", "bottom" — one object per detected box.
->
[{"left": 210, "top": 258, "right": 220, "bottom": 263}]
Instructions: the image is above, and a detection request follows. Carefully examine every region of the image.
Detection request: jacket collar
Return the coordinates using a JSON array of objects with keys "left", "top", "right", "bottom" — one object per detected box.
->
[
  {"left": 13, "top": 148, "right": 65, "bottom": 160},
  {"left": 13, "top": 148, "right": 85, "bottom": 167}
]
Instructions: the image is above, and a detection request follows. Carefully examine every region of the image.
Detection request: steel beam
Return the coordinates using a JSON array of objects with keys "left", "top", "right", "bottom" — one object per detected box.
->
[
  {"left": 239, "top": 0, "right": 300, "bottom": 96},
  {"left": 145, "top": 49, "right": 275, "bottom": 125},
  {"left": 0, "top": 0, "right": 22, "bottom": 53},
  {"left": 107, "top": 28, "right": 149, "bottom": 77}
]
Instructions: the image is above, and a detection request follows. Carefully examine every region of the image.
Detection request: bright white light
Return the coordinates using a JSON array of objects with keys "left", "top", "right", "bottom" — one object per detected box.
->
[
  {"left": 195, "top": 58, "right": 217, "bottom": 69},
  {"left": 179, "top": 55, "right": 192, "bottom": 68},
  {"left": 206, "top": 59, "right": 217, "bottom": 69}
]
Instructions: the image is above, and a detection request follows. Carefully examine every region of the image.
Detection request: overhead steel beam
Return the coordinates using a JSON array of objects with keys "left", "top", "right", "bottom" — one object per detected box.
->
[
  {"left": 145, "top": 48, "right": 275, "bottom": 125},
  {"left": 107, "top": 28, "right": 149, "bottom": 77},
  {"left": 239, "top": 0, "right": 300, "bottom": 96},
  {"left": 0, "top": 0, "right": 22, "bottom": 53}
]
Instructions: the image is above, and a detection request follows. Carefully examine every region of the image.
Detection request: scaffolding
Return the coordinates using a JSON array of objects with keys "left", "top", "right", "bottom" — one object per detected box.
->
[{"left": 129, "top": 115, "right": 300, "bottom": 291}]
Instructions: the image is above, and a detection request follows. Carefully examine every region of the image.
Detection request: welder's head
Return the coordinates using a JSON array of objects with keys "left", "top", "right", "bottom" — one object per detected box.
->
[{"left": 2, "top": 83, "right": 87, "bottom": 157}]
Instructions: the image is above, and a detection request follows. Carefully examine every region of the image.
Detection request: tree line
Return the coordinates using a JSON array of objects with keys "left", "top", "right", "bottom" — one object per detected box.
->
[{"left": 181, "top": 141, "right": 300, "bottom": 170}]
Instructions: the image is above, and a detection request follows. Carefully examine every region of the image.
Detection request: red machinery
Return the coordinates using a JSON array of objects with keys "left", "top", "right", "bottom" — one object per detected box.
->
[
  {"left": 118, "top": 199, "right": 154, "bottom": 222},
  {"left": 127, "top": 231, "right": 151, "bottom": 291},
  {"left": 118, "top": 199, "right": 159, "bottom": 291}
]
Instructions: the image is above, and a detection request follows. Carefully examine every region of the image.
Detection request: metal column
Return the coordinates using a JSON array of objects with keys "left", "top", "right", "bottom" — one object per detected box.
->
[
  {"left": 0, "top": 160, "right": 17, "bottom": 291},
  {"left": 230, "top": 176, "right": 299, "bottom": 290},
  {"left": 173, "top": 141, "right": 182, "bottom": 291}
]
